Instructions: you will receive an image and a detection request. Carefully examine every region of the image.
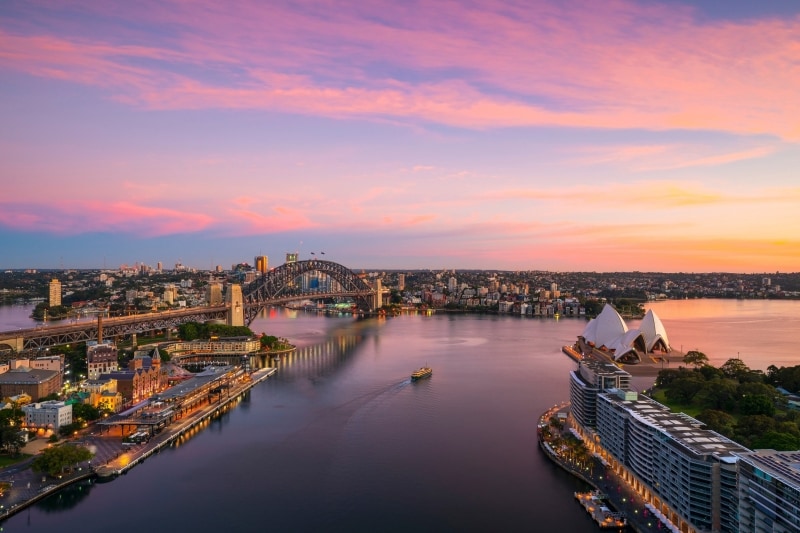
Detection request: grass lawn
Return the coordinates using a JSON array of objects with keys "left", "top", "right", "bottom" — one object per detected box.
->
[{"left": 0, "top": 453, "right": 31, "bottom": 469}]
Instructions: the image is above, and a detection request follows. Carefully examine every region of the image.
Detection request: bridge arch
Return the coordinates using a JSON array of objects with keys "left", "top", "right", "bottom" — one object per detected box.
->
[{"left": 241, "top": 260, "right": 376, "bottom": 324}]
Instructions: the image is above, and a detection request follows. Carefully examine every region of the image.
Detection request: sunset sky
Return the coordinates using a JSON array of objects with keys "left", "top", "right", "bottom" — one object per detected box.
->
[{"left": 2, "top": 0, "right": 799, "bottom": 272}]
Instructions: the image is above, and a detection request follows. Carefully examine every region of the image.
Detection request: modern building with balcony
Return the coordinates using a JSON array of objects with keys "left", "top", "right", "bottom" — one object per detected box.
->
[
  {"left": 735, "top": 449, "right": 800, "bottom": 533},
  {"left": 595, "top": 389, "right": 749, "bottom": 533},
  {"left": 569, "top": 359, "right": 631, "bottom": 430}
]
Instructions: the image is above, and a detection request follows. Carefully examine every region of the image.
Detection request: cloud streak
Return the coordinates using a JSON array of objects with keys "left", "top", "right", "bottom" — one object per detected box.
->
[{"left": 2, "top": 1, "right": 800, "bottom": 138}]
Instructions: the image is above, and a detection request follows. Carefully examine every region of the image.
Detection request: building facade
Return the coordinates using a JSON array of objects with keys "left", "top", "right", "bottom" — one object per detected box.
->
[
  {"left": 568, "top": 359, "right": 631, "bottom": 429},
  {"left": 255, "top": 255, "right": 268, "bottom": 274},
  {"left": 594, "top": 390, "right": 748, "bottom": 533},
  {"left": 0, "top": 368, "right": 62, "bottom": 401},
  {"left": 48, "top": 278, "right": 62, "bottom": 307},
  {"left": 736, "top": 450, "right": 800, "bottom": 533},
  {"left": 87, "top": 342, "right": 119, "bottom": 380},
  {"left": 23, "top": 400, "right": 72, "bottom": 431},
  {"left": 84, "top": 377, "right": 123, "bottom": 413}
]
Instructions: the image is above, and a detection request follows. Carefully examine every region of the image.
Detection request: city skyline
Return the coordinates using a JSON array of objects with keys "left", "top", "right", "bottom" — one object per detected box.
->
[{"left": 2, "top": 0, "right": 799, "bottom": 272}]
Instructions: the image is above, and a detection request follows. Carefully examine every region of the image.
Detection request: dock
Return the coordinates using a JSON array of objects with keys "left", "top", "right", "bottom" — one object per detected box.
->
[
  {"left": 0, "top": 366, "right": 277, "bottom": 523},
  {"left": 95, "top": 367, "right": 276, "bottom": 479},
  {"left": 575, "top": 490, "right": 627, "bottom": 529},
  {"left": 562, "top": 345, "right": 583, "bottom": 362}
]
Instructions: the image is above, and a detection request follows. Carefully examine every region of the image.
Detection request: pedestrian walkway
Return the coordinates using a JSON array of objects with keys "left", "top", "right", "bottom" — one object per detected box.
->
[{"left": 539, "top": 405, "right": 674, "bottom": 533}]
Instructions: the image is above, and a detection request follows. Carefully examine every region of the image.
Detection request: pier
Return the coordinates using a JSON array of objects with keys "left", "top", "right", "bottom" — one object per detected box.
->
[
  {"left": 95, "top": 367, "right": 276, "bottom": 478},
  {"left": 0, "top": 366, "right": 276, "bottom": 521}
]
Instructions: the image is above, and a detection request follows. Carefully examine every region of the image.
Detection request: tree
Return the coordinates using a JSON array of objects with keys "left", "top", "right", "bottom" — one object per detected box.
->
[
  {"left": 736, "top": 415, "right": 776, "bottom": 446},
  {"left": 260, "top": 335, "right": 279, "bottom": 349},
  {"left": 32, "top": 444, "right": 93, "bottom": 477},
  {"left": 683, "top": 350, "right": 709, "bottom": 368},
  {"left": 178, "top": 322, "right": 199, "bottom": 340},
  {"left": 720, "top": 358, "right": 751, "bottom": 380},
  {"left": 694, "top": 379, "right": 738, "bottom": 411},
  {"left": 665, "top": 374, "right": 706, "bottom": 403},
  {"left": 0, "top": 426, "right": 25, "bottom": 455},
  {"left": 740, "top": 394, "right": 775, "bottom": 417},
  {"left": 751, "top": 431, "right": 800, "bottom": 451},
  {"left": 72, "top": 403, "right": 100, "bottom": 422},
  {"left": 697, "top": 410, "right": 736, "bottom": 438}
]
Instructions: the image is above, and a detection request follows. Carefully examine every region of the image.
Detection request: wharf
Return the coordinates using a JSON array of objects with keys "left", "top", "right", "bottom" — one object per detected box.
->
[
  {"left": 539, "top": 404, "right": 676, "bottom": 533},
  {"left": 0, "top": 367, "right": 277, "bottom": 522},
  {"left": 95, "top": 367, "right": 276, "bottom": 479}
]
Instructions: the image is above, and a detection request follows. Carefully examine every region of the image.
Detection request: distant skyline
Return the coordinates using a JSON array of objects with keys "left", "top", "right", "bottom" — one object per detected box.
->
[{"left": 2, "top": 0, "right": 799, "bottom": 272}]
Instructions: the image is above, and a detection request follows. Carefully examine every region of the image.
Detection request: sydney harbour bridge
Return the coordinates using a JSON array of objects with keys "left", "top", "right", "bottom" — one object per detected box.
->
[{"left": 0, "top": 260, "right": 384, "bottom": 354}]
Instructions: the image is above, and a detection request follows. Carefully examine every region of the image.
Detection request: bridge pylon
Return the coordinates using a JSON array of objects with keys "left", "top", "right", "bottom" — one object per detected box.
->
[{"left": 227, "top": 284, "right": 244, "bottom": 327}]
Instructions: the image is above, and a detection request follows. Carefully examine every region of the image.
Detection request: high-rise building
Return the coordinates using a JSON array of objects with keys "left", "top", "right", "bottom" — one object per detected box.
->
[
  {"left": 397, "top": 273, "right": 405, "bottom": 291},
  {"left": 48, "top": 279, "right": 62, "bottom": 307},
  {"left": 736, "top": 450, "right": 800, "bottom": 532},
  {"left": 286, "top": 252, "right": 298, "bottom": 263},
  {"left": 255, "top": 255, "right": 269, "bottom": 274},
  {"left": 157, "top": 261, "right": 163, "bottom": 272},
  {"left": 595, "top": 389, "right": 748, "bottom": 533},
  {"left": 163, "top": 284, "right": 177, "bottom": 305},
  {"left": 569, "top": 360, "right": 630, "bottom": 429}
]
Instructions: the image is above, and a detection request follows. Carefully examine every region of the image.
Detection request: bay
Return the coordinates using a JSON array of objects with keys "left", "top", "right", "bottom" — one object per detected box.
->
[{"left": 0, "top": 299, "right": 797, "bottom": 532}]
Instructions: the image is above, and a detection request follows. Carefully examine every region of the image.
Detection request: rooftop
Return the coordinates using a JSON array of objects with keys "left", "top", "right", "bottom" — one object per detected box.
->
[
  {"left": 601, "top": 389, "right": 750, "bottom": 459},
  {"left": 736, "top": 450, "right": 800, "bottom": 489}
]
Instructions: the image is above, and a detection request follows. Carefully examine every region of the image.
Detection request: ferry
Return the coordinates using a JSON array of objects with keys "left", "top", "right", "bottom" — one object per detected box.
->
[
  {"left": 411, "top": 367, "right": 432, "bottom": 381},
  {"left": 575, "top": 490, "right": 627, "bottom": 529}
]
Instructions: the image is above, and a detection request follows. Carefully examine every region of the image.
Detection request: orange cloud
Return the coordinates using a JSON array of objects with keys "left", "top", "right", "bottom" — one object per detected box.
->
[{"left": 484, "top": 181, "right": 800, "bottom": 209}]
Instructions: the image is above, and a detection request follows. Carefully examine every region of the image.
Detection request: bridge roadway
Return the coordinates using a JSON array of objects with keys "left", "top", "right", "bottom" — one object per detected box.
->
[
  {"left": 0, "top": 259, "right": 383, "bottom": 353},
  {"left": 0, "top": 306, "right": 229, "bottom": 353}
]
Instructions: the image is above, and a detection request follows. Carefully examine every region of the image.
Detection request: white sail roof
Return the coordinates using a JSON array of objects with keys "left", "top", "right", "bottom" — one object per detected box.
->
[
  {"left": 579, "top": 304, "right": 672, "bottom": 362},
  {"left": 584, "top": 304, "right": 628, "bottom": 348},
  {"left": 639, "top": 309, "right": 671, "bottom": 352},
  {"left": 607, "top": 329, "right": 646, "bottom": 362}
]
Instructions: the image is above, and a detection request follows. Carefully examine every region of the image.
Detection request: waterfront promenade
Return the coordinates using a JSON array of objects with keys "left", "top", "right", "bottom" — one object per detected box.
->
[
  {"left": 0, "top": 366, "right": 276, "bottom": 522},
  {"left": 538, "top": 404, "right": 672, "bottom": 533}
]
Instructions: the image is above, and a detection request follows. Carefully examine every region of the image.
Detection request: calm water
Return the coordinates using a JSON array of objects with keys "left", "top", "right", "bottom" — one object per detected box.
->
[{"left": 0, "top": 299, "right": 797, "bottom": 532}]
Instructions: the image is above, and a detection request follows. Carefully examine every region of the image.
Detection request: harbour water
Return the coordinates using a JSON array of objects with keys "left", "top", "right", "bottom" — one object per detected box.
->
[{"left": 0, "top": 299, "right": 797, "bottom": 532}]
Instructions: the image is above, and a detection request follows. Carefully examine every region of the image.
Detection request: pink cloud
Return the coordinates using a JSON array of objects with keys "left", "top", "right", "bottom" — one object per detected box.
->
[
  {"left": 0, "top": 201, "right": 215, "bottom": 236},
  {"left": 224, "top": 205, "right": 317, "bottom": 234},
  {"left": 2, "top": 1, "right": 799, "bottom": 138}
]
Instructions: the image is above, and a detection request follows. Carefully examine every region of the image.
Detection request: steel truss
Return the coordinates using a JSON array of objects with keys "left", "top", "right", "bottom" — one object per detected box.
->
[{"left": 242, "top": 259, "right": 375, "bottom": 323}]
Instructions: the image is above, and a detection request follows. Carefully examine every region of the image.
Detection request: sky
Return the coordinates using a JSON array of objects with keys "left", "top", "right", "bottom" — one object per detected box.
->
[{"left": 1, "top": 0, "right": 799, "bottom": 273}]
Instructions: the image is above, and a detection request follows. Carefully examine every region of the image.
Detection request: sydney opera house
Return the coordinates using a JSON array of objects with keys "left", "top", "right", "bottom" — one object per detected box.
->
[{"left": 578, "top": 304, "right": 671, "bottom": 363}]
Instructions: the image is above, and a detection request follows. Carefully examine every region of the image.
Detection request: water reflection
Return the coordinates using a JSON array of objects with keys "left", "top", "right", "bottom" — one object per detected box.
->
[
  {"left": 269, "top": 334, "right": 365, "bottom": 379},
  {"left": 36, "top": 479, "right": 95, "bottom": 513}
]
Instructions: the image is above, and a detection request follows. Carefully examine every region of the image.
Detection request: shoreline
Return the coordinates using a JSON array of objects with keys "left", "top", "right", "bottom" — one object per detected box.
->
[{"left": 0, "top": 366, "right": 277, "bottom": 522}]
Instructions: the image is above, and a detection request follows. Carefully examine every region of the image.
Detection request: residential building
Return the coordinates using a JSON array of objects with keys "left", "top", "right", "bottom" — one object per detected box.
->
[
  {"left": 568, "top": 359, "right": 630, "bottom": 429},
  {"left": 49, "top": 278, "right": 61, "bottom": 307},
  {"left": 594, "top": 389, "right": 748, "bottom": 533},
  {"left": 87, "top": 342, "right": 119, "bottom": 380},
  {"left": 736, "top": 450, "right": 800, "bottom": 533}
]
